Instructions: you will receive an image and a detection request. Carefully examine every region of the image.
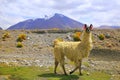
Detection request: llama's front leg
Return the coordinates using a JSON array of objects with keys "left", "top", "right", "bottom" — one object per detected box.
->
[
  {"left": 70, "top": 60, "right": 82, "bottom": 75},
  {"left": 70, "top": 66, "right": 79, "bottom": 74},
  {"left": 61, "top": 64, "right": 68, "bottom": 75}
]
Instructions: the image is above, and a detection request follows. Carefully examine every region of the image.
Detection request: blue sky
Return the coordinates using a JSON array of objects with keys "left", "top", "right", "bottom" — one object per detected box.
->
[{"left": 0, "top": 0, "right": 120, "bottom": 29}]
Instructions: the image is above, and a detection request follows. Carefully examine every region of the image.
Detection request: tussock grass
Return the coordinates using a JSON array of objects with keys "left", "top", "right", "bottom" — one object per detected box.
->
[
  {"left": 73, "top": 31, "right": 81, "bottom": 41},
  {"left": 2, "top": 32, "right": 10, "bottom": 41},
  {"left": 98, "top": 33, "right": 105, "bottom": 40},
  {"left": 17, "top": 33, "right": 26, "bottom": 42}
]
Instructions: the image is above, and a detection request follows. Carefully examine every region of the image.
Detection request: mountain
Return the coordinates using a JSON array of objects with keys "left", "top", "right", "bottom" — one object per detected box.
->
[
  {"left": 99, "top": 25, "right": 120, "bottom": 29},
  {"left": 7, "top": 13, "right": 84, "bottom": 30},
  {"left": 0, "top": 27, "right": 2, "bottom": 30}
]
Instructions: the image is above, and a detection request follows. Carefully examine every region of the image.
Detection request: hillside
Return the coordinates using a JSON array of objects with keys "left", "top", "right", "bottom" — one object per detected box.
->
[
  {"left": 0, "top": 29, "right": 120, "bottom": 79},
  {"left": 7, "top": 13, "right": 83, "bottom": 30}
]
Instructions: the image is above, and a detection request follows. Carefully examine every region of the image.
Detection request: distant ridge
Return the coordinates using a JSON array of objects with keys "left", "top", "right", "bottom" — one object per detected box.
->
[
  {"left": 98, "top": 25, "right": 120, "bottom": 29},
  {"left": 7, "top": 13, "right": 84, "bottom": 30}
]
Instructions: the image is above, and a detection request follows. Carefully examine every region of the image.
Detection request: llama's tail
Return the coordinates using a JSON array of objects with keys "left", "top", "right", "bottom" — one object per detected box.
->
[{"left": 53, "top": 38, "right": 63, "bottom": 47}]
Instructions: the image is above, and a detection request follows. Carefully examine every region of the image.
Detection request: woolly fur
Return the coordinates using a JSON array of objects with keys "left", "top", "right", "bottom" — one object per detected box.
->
[{"left": 53, "top": 26, "right": 93, "bottom": 75}]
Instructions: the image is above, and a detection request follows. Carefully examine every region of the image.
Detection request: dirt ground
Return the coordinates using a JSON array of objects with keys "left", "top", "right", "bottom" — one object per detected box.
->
[{"left": 0, "top": 29, "right": 120, "bottom": 79}]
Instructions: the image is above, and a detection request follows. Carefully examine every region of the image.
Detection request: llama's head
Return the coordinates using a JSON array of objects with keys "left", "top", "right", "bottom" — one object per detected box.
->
[{"left": 84, "top": 24, "right": 93, "bottom": 33}]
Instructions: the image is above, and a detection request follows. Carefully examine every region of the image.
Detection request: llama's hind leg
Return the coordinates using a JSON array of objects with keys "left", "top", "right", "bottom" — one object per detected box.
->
[
  {"left": 79, "top": 60, "right": 82, "bottom": 75},
  {"left": 54, "top": 59, "right": 59, "bottom": 74}
]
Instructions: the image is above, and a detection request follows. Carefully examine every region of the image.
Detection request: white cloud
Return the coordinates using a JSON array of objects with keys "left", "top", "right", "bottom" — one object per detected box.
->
[{"left": 0, "top": 0, "right": 120, "bottom": 29}]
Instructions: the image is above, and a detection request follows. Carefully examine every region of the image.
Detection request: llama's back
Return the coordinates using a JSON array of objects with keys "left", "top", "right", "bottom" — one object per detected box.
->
[{"left": 54, "top": 41, "right": 81, "bottom": 62}]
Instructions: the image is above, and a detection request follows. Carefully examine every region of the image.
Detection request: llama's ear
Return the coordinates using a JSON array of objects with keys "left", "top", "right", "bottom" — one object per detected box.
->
[
  {"left": 90, "top": 24, "right": 93, "bottom": 30},
  {"left": 84, "top": 24, "right": 87, "bottom": 30}
]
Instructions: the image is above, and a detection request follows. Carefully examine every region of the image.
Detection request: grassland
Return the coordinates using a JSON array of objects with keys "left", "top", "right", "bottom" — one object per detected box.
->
[{"left": 0, "top": 64, "right": 111, "bottom": 80}]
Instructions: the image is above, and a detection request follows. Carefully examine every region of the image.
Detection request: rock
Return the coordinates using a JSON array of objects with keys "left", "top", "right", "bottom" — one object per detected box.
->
[
  {"left": 118, "top": 71, "right": 120, "bottom": 74},
  {"left": 39, "top": 64, "right": 43, "bottom": 67},
  {"left": 27, "top": 36, "right": 30, "bottom": 40},
  {"left": 105, "top": 33, "right": 111, "bottom": 38},
  {"left": 107, "top": 43, "right": 112, "bottom": 47},
  {"left": 66, "top": 34, "right": 73, "bottom": 41},
  {"left": 112, "top": 75, "right": 115, "bottom": 77},
  {"left": 87, "top": 72, "right": 90, "bottom": 76}
]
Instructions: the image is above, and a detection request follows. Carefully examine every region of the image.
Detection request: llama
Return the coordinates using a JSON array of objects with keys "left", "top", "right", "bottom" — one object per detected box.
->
[{"left": 53, "top": 24, "right": 93, "bottom": 75}]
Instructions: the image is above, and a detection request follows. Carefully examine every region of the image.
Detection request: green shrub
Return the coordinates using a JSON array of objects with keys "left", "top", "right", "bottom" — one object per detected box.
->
[
  {"left": 73, "top": 32, "right": 81, "bottom": 41},
  {"left": 98, "top": 34, "right": 105, "bottom": 40},
  {"left": 16, "top": 42, "right": 23, "bottom": 48},
  {"left": 17, "top": 33, "right": 26, "bottom": 42},
  {"left": 17, "top": 37, "right": 23, "bottom": 42},
  {"left": 4, "top": 32, "right": 10, "bottom": 38}
]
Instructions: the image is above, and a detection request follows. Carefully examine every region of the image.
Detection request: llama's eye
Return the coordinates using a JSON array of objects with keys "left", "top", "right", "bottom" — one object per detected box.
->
[{"left": 89, "top": 27, "right": 91, "bottom": 30}]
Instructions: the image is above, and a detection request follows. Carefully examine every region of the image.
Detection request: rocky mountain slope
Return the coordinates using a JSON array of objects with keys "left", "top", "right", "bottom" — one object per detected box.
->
[
  {"left": 0, "top": 29, "right": 120, "bottom": 79},
  {"left": 7, "top": 13, "right": 83, "bottom": 30}
]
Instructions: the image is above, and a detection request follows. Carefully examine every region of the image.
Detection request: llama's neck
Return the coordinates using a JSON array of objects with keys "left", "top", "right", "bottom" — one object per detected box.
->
[
  {"left": 78, "top": 31, "right": 93, "bottom": 58},
  {"left": 81, "top": 31, "right": 92, "bottom": 42},
  {"left": 80, "top": 31, "right": 93, "bottom": 49}
]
